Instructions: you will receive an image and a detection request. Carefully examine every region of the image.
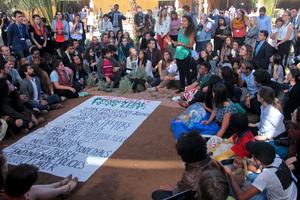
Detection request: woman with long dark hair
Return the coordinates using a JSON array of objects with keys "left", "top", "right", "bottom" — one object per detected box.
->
[
  {"left": 203, "top": 83, "right": 239, "bottom": 138},
  {"left": 214, "top": 17, "right": 231, "bottom": 54},
  {"left": 171, "top": 15, "right": 196, "bottom": 93},
  {"left": 137, "top": 50, "right": 153, "bottom": 81},
  {"left": 83, "top": 47, "right": 98, "bottom": 73},
  {"left": 29, "top": 14, "right": 47, "bottom": 55},
  {"left": 0, "top": 13, "right": 10, "bottom": 46},
  {"left": 155, "top": 8, "right": 171, "bottom": 52},
  {"left": 69, "top": 14, "right": 84, "bottom": 51}
]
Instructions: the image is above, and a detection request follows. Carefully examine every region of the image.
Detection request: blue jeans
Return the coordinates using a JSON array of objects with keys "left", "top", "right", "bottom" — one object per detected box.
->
[{"left": 27, "top": 95, "right": 61, "bottom": 111}]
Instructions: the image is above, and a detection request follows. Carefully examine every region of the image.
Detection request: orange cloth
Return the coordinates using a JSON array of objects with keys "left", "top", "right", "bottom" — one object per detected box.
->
[{"left": 56, "top": 19, "right": 64, "bottom": 42}]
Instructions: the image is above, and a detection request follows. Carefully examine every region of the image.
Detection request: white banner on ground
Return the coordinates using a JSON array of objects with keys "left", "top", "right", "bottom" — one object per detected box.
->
[{"left": 3, "top": 96, "right": 161, "bottom": 182}]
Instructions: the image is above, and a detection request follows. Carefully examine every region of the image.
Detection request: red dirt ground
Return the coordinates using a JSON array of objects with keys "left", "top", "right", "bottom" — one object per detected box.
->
[{"left": 1, "top": 90, "right": 186, "bottom": 200}]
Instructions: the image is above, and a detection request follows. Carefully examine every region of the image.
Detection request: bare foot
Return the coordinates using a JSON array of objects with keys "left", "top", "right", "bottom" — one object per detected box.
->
[
  {"left": 64, "top": 177, "right": 78, "bottom": 194},
  {"left": 60, "top": 174, "right": 72, "bottom": 186}
]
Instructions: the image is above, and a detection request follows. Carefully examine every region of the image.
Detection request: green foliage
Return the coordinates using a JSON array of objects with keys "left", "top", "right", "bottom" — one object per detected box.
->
[
  {"left": 118, "top": 76, "right": 133, "bottom": 94},
  {"left": 86, "top": 73, "right": 97, "bottom": 87},
  {"left": 129, "top": 67, "right": 147, "bottom": 81},
  {"left": 261, "top": 0, "right": 278, "bottom": 16},
  {"left": 97, "top": 80, "right": 110, "bottom": 92}
]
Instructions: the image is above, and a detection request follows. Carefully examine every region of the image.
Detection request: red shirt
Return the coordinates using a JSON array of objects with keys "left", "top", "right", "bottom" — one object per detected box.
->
[
  {"left": 231, "top": 130, "right": 255, "bottom": 158},
  {"left": 102, "top": 58, "right": 113, "bottom": 78}
]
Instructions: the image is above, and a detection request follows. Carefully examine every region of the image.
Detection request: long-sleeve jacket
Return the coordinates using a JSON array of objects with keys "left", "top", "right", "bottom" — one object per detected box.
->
[
  {"left": 6, "top": 23, "right": 29, "bottom": 52},
  {"left": 155, "top": 16, "right": 171, "bottom": 36}
]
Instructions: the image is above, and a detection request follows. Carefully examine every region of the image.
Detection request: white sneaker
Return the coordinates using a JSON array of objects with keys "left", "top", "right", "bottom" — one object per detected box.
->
[
  {"left": 172, "top": 96, "right": 182, "bottom": 102},
  {"left": 147, "top": 87, "right": 157, "bottom": 92}
]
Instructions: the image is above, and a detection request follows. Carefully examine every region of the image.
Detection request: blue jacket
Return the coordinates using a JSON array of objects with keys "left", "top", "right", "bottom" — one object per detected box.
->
[
  {"left": 52, "top": 19, "right": 70, "bottom": 41},
  {"left": 7, "top": 23, "right": 29, "bottom": 52}
]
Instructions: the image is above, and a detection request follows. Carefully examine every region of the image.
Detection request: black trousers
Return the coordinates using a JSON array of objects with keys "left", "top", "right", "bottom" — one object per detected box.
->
[
  {"left": 177, "top": 56, "right": 192, "bottom": 90},
  {"left": 278, "top": 40, "right": 292, "bottom": 67},
  {"left": 54, "top": 89, "right": 79, "bottom": 99}
]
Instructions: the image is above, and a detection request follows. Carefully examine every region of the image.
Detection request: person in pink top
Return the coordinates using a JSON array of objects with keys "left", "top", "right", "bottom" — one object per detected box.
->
[{"left": 169, "top": 11, "right": 181, "bottom": 46}]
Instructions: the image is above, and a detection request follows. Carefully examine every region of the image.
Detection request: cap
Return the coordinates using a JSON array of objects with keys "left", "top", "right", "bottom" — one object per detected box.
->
[{"left": 246, "top": 141, "right": 275, "bottom": 165}]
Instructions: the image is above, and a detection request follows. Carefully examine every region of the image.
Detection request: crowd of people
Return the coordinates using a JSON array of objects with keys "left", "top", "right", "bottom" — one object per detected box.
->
[{"left": 0, "top": 2, "right": 299, "bottom": 200}]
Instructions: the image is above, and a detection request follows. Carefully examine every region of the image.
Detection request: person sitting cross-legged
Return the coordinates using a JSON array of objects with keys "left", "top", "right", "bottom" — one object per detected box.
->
[
  {"left": 50, "top": 59, "right": 79, "bottom": 99},
  {"left": 19, "top": 64, "right": 62, "bottom": 112},
  {"left": 151, "top": 131, "right": 227, "bottom": 200}
]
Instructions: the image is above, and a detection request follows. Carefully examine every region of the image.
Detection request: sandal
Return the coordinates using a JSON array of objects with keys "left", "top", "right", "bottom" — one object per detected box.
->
[{"left": 60, "top": 174, "right": 72, "bottom": 186}]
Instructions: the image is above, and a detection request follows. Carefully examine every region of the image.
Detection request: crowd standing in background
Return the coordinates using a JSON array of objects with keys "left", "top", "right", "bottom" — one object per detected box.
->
[{"left": 0, "top": 3, "right": 300, "bottom": 200}]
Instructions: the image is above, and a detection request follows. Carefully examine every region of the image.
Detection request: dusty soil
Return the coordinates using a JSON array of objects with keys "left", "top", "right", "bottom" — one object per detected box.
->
[{"left": 1, "top": 89, "right": 186, "bottom": 200}]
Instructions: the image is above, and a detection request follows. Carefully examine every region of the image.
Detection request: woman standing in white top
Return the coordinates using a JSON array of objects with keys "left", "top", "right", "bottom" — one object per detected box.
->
[
  {"left": 69, "top": 14, "right": 84, "bottom": 49},
  {"left": 277, "top": 11, "right": 294, "bottom": 67},
  {"left": 249, "top": 86, "right": 286, "bottom": 141},
  {"left": 155, "top": 8, "right": 171, "bottom": 52},
  {"left": 270, "top": 17, "right": 283, "bottom": 47},
  {"left": 87, "top": 10, "right": 95, "bottom": 35}
]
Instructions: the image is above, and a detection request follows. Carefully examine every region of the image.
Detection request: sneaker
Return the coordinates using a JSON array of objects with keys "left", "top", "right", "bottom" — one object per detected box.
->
[
  {"left": 60, "top": 96, "right": 67, "bottom": 102},
  {"left": 104, "top": 87, "right": 113, "bottom": 92},
  {"left": 32, "top": 108, "right": 41, "bottom": 113},
  {"left": 172, "top": 96, "right": 182, "bottom": 102},
  {"left": 147, "top": 87, "right": 157, "bottom": 92}
]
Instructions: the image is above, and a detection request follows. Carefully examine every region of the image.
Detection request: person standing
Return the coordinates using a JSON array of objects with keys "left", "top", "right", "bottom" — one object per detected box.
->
[
  {"left": 245, "top": 17, "right": 259, "bottom": 49},
  {"left": 253, "top": 30, "right": 274, "bottom": 70},
  {"left": 144, "top": 10, "right": 155, "bottom": 35},
  {"left": 232, "top": 9, "right": 248, "bottom": 46},
  {"left": 182, "top": 5, "right": 198, "bottom": 27},
  {"left": 108, "top": 4, "right": 126, "bottom": 32},
  {"left": 277, "top": 11, "right": 294, "bottom": 68},
  {"left": 169, "top": 11, "right": 181, "bottom": 45},
  {"left": 291, "top": 8, "right": 300, "bottom": 51},
  {"left": 52, "top": 11, "right": 70, "bottom": 57},
  {"left": 257, "top": 7, "right": 271, "bottom": 35},
  {"left": 29, "top": 14, "right": 47, "bottom": 55},
  {"left": 7, "top": 10, "right": 29, "bottom": 59},
  {"left": 134, "top": 6, "right": 145, "bottom": 39},
  {"left": 155, "top": 8, "right": 171, "bottom": 53},
  {"left": 87, "top": 10, "right": 95, "bottom": 35},
  {"left": 196, "top": 13, "right": 213, "bottom": 52},
  {"left": 0, "top": 13, "right": 11, "bottom": 46},
  {"left": 214, "top": 16, "right": 231, "bottom": 54},
  {"left": 171, "top": 15, "right": 195, "bottom": 93},
  {"left": 69, "top": 14, "right": 84, "bottom": 51},
  {"left": 99, "top": 14, "right": 113, "bottom": 34}
]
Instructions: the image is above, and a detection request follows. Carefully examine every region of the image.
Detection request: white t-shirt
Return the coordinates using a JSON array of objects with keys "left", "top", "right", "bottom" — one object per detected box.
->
[
  {"left": 258, "top": 105, "right": 286, "bottom": 139},
  {"left": 252, "top": 157, "right": 297, "bottom": 200}
]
